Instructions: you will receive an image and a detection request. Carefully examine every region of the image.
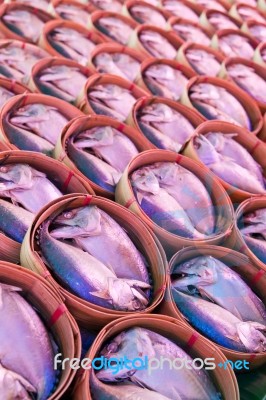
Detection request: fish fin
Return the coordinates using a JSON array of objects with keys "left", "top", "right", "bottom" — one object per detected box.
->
[
  {"left": 90, "top": 289, "right": 112, "bottom": 301},
  {"left": 135, "top": 191, "right": 144, "bottom": 204},
  {"left": 123, "top": 279, "right": 151, "bottom": 289},
  {"left": 197, "top": 287, "right": 215, "bottom": 303},
  {"left": 106, "top": 263, "right": 116, "bottom": 275},
  {"left": 224, "top": 333, "right": 240, "bottom": 342},
  {"left": 112, "top": 171, "right": 122, "bottom": 185},
  {"left": 0, "top": 283, "right": 21, "bottom": 309},
  {"left": 130, "top": 375, "right": 149, "bottom": 389},
  {"left": 233, "top": 307, "right": 243, "bottom": 321}
]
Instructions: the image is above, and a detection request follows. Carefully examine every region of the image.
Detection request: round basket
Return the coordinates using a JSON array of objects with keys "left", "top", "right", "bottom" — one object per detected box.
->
[
  {"left": 181, "top": 75, "right": 263, "bottom": 135},
  {"left": 38, "top": 19, "right": 105, "bottom": 64},
  {"left": 176, "top": 42, "right": 225, "bottom": 76},
  {"left": 199, "top": 9, "right": 241, "bottom": 35},
  {"left": 159, "top": 245, "right": 266, "bottom": 369},
  {"left": 218, "top": 57, "right": 266, "bottom": 114},
  {"left": 0, "top": 260, "right": 81, "bottom": 399},
  {"left": 88, "top": 10, "right": 138, "bottom": 44},
  {"left": 76, "top": 72, "right": 149, "bottom": 119},
  {"left": 0, "top": 92, "right": 83, "bottom": 154},
  {"left": 0, "top": 149, "right": 94, "bottom": 263},
  {"left": 49, "top": 0, "right": 96, "bottom": 24},
  {"left": 126, "top": 95, "right": 205, "bottom": 151},
  {"left": 211, "top": 28, "right": 259, "bottom": 58},
  {"left": 122, "top": 0, "right": 170, "bottom": 27},
  {"left": 28, "top": 56, "right": 95, "bottom": 103},
  {"left": 115, "top": 149, "right": 234, "bottom": 258},
  {"left": 127, "top": 24, "right": 183, "bottom": 59},
  {"left": 20, "top": 193, "right": 167, "bottom": 328},
  {"left": 53, "top": 114, "right": 153, "bottom": 198},
  {"left": 72, "top": 313, "right": 239, "bottom": 400},
  {"left": 135, "top": 57, "right": 196, "bottom": 98},
  {"left": 183, "top": 120, "right": 266, "bottom": 203},
  {"left": 0, "top": 39, "right": 50, "bottom": 83},
  {"left": 0, "top": 3, "right": 52, "bottom": 43}
]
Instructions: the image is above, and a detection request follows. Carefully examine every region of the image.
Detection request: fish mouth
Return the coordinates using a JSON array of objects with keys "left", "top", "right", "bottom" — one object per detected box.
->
[{"left": 171, "top": 272, "right": 199, "bottom": 280}]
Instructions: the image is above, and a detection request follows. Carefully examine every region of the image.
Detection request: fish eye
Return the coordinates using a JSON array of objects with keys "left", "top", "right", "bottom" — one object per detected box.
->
[
  {"left": 0, "top": 166, "right": 7, "bottom": 173},
  {"left": 106, "top": 343, "right": 118, "bottom": 353},
  {"left": 63, "top": 212, "right": 73, "bottom": 219}
]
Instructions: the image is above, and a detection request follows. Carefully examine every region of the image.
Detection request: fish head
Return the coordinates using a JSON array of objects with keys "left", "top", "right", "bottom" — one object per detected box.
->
[
  {"left": 107, "top": 277, "right": 151, "bottom": 311},
  {"left": 237, "top": 322, "right": 266, "bottom": 353},
  {"left": 190, "top": 83, "right": 220, "bottom": 101},
  {"left": 151, "top": 162, "right": 180, "bottom": 185},
  {"left": 40, "top": 65, "right": 72, "bottom": 82},
  {"left": 50, "top": 206, "right": 102, "bottom": 238},
  {"left": 0, "top": 363, "right": 36, "bottom": 399},
  {"left": 0, "top": 164, "right": 39, "bottom": 191},
  {"left": 243, "top": 209, "right": 266, "bottom": 225},
  {"left": 145, "top": 64, "right": 175, "bottom": 81},
  {"left": 141, "top": 103, "right": 174, "bottom": 123},
  {"left": 131, "top": 169, "right": 160, "bottom": 197},
  {"left": 10, "top": 104, "right": 49, "bottom": 124},
  {"left": 172, "top": 256, "right": 218, "bottom": 290},
  {"left": 90, "top": 84, "right": 122, "bottom": 100},
  {"left": 194, "top": 135, "right": 220, "bottom": 165},
  {"left": 73, "top": 126, "right": 114, "bottom": 149},
  {"left": 100, "top": 327, "right": 155, "bottom": 360}
]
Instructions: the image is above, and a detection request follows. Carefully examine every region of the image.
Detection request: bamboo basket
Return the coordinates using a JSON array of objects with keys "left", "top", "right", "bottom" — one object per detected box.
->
[
  {"left": 254, "top": 41, "right": 266, "bottom": 67},
  {"left": 177, "top": 42, "right": 225, "bottom": 76},
  {"left": 0, "top": 140, "right": 11, "bottom": 151},
  {"left": 38, "top": 19, "right": 105, "bottom": 63},
  {"left": 0, "top": 3, "right": 52, "bottom": 43},
  {"left": 72, "top": 314, "right": 239, "bottom": 400},
  {"left": 89, "top": 42, "right": 147, "bottom": 80},
  {"left": 122, "top": 0, "right": 170, "bottom": 27},
  {"left": 159, "top": 245, "right": 266, "bottom": 369},
  {"left": 226, "top": 196, "right": 266, "bottom": 272},
  {"left": 76, "top": 73, "right": 149, "bottom": 119},
  {"left": 127, "top": 24, "right": 184, "bottom": 59},
  {"left": 199, "top": 9, "right": 241, "bottom": 35},
  {"left": 53, "top": 114, "right": 153, "bottom": 198},
  {"left": 126, "top": 96, "right": 205, "bottom": 151},
  {"left": 0, "top": 261, "right": 81, "bottom": 399},
  {"left": 181, "top": 75, "right": 263, "bottom": 136},
  {"left": 211, "top": 28, "right": 259, "bottom": 58},
  {"left": 229, "top": 3, "right": 266, "bottom": 24},
  {"left": 241, "top": 19, "right": 266, "bottom": 43},
  {"left": 167, "top": 16, "right": 213, "bottom": 45},
  {"left": 135, "top": 57, "right": 196, "bottom": 97},
  {"left": 28, "top": 56, "right": 95, "bottom": 103},
  {"left": 218, "top": 57, "right": 266, "bottom": 114},
  {"left": 20, "top": 193, "right": 167, "bottom": 328},
  {"left": 0, "top": 92, "right": 83, "bottom": 153},
  {"left": 183, "top": 120, "right": 266, "bottom": 204},
  {"left": 115, "top": 149, "right": 234, "bottom": 258},
  {"left": 88, "top": 10, "right": 138, "bottom": 44},
  {"left": 49, "top": 0, "right": 96, "bottom": 23},
  {"left": 0, "top": 39, "right": 50, "bottom": 83},
  {"left": 0, "top": 149, "right": 94, "bottom": 263}
]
